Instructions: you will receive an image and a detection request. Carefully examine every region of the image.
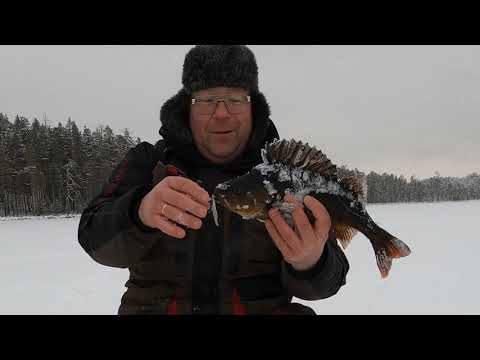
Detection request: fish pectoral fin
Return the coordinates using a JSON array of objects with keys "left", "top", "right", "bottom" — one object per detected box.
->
[{"left": 332, "top": 222, "right": 358, "bottom": 249}]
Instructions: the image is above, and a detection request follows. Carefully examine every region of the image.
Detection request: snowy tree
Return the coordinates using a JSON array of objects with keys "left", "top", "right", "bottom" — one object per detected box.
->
[
  {"left": 69, "top": 120, "right": 82, "bottom": 167},
  {"left": 63, "top": 159, "right": 83, "bottom": 213}
]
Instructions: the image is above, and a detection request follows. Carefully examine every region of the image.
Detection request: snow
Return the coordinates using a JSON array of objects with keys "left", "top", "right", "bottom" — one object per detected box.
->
[
  {"left": 296, "top": 200, "right": 480, "bottom": 315},
  {"left": 0, "top": 216, "right": 127, "bottom": 314},
  {"left": 1, "top": 200, "right": 479, "bottom": 315}
]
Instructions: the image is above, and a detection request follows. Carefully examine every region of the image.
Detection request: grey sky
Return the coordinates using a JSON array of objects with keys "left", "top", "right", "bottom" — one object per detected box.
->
[{"left": 1, "top": 45, "right": 479, "bottom": 179}]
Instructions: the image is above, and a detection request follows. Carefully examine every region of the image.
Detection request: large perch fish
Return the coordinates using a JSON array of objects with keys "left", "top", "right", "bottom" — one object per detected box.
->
[{"left": 213, "top": 139, "right": 411, "bottom": 279}]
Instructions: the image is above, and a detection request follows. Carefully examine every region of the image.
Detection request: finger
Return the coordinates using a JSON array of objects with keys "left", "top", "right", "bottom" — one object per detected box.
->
[
  {"left": 166, "top": 176, "right": 210, "bottom": 207},
  {"left": 283, "top": 196, "right": 305, "bottom": 237},
  {"left": 265, "top": 219, "right": 294, "bottom": 259},
  {"left": 303, "top": 195, "right": 330, "bottom": 221},
  {"left": 159, "top": 203, "right": 203, "bottom": 230},
  {"left": 153, "top": 215, "right": 186, "bottom": 239},
  {"left": 268, "top": 208, "right": 302, "bottom": 254},
  {"left": 304, "top": 195, "right": 331, "bottom": 239},
  {"left": 161, "top": 187, "right": 208, "bottom": 219},
  {"left": 291, "top": 205, "right": 317, "bottom": 247}
]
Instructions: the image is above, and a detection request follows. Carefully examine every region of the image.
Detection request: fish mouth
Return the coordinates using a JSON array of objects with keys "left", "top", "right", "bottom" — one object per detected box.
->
[
  {"left": 220, "top": 197, "right": 265, "bottom": 219},
  {"left": 213, "top": 178, "right": 270, "bottom": 219},
  {"left": 214, "top": 193, "right": 259, "bottom": 217}
]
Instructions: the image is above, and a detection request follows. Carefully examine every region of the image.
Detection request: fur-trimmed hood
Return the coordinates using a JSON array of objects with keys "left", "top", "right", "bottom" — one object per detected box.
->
[{"left": 158, "top": 89, "right": 279, "bottom": 173}]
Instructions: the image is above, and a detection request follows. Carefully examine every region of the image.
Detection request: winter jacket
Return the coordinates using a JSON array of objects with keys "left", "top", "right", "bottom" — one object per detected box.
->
[{"left": 78, "top": 89, "right": 349, "bottom": 315}]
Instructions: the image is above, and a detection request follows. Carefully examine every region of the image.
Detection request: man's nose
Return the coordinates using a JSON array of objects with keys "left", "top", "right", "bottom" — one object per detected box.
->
[{"left": 212, "top": 101, "right": 230, "bottom": 118}]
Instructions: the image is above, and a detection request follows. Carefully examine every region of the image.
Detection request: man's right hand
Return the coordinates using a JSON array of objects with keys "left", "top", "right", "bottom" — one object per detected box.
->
[{"left": 138, "top": 176, "right": 211, "bottom": 238}]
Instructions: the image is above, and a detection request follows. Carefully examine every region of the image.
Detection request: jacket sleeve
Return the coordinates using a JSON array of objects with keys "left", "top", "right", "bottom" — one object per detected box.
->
[
  {"left": 281, "top": 229, "right": 350, "bottom": 300},
  {"left": 78, "top": 141, "right": 164, "bottom": 269}
]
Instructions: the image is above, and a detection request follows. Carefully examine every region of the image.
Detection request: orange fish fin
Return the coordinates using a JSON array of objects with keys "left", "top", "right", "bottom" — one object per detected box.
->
[
  {"left": 385, "top": 237, "right": 411, "bottom": 259},
  {"left": 332, "top": 222, "right": 358, "bottom": 249},
  {"left": 372, "top": 236, "right": 411, "bottom": 278}
]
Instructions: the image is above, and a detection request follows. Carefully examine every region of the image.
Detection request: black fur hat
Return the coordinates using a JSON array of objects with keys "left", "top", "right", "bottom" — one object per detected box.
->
[{"left": 182, "top": 45, "right": 259, "bottom": 94}]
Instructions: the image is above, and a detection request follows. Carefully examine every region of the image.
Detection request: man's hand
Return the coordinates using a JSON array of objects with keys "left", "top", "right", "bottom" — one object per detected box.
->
[
  {"left": 265, "top": 194, "right": 331, "bottom": 271},
  {"left": 138, "top": 176, "right": 210, "bottom": 238}
]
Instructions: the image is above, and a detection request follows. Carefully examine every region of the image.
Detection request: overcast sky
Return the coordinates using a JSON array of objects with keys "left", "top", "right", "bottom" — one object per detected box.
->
[{"left": 1, "top": 45, "right": 479, "bottom": 179}]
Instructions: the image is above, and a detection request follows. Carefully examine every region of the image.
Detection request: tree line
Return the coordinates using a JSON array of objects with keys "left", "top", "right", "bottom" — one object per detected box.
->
[
  {"left": 0, "top": 113, "right": 140, "bottom": 216},
  {"left": 337, "top": 167, "right": 480, "bottom": 204},
  {"left": 1, "top": 113, "right": 479, "bottom": 216}
]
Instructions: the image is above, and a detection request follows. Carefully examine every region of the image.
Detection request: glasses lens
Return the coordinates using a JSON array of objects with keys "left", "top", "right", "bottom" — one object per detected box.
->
[
  {"left": 194, "top": 98, "right": 216, "bottom": 115},
  {"left": 225, "top": 96, "right": 249, "bottom": 114},
  {"left": 193, "top": 95, "right": 250, "bottom": 115}
]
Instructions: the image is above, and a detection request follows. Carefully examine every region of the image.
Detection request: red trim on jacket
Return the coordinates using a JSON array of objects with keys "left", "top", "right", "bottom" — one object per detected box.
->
[
  {"left": 165, "top": 164, "right": 186, "bottom": 177},
  {"left": 102, "top": 158, "right": 130, "bottom": 197},
  {"left": 167, "top": 295, "right": 178, "bottom": 315},
  {"left": 232, "top": 288, "right": 247, "bottom": 315}
]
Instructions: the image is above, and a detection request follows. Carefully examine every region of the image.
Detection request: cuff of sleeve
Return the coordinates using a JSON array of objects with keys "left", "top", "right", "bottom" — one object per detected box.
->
[
  {"left": 129, "top": 186, "right": 160, "bottom": 234},
  {"left": 285, "top": 239, "right": 333, "bottom": 281}
]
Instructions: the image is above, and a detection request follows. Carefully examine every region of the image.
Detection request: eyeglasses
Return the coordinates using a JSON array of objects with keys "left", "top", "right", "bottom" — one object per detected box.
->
[{"left": 191, "top": 95, "right": 251, "bottom": 115}]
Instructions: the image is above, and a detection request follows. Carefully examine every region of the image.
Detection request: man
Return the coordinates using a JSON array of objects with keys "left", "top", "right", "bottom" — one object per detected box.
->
[{"left": 78, "top": 45, "right": 349, "bottom": 315}]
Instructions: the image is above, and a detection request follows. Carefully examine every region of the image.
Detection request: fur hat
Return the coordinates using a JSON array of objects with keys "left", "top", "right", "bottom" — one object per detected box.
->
[{"left": 182, "top": 45, "right": 259, "bottom": 94}]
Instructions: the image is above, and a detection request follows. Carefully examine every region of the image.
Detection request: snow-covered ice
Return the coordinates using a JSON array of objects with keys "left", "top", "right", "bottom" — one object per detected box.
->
[
  {"left": 0, "top": 216, "right": 127, "bottom": 315},
  {"left": 1, "top": 200, "right": 479, "bottom": 315}
]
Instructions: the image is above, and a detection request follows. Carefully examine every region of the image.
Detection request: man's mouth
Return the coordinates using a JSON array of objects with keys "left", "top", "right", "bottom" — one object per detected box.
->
[{"left": 211, "top": 130, "right": 233, "bottom": 134}]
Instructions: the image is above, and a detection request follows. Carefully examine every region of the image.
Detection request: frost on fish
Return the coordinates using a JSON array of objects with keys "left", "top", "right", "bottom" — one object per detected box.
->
[
  {"left": 271, "top": 201, "right": 297, "bottom": 227},
  {"left": 263, "top": 180, "right": 277, "bottom": 195},
  {"left": 254, "top": 139, "right": 368, "bottom": 227},
  {"left": 278, "top": 168, "right": 290, "bottom": 182},
  {"left": 254, "top": 139, "right": 370, "bottom": 214},
  {"left": 255, "top": 161, "right": 358, "bottom": 205},
  {"left": 216, "top": 182, "right": 231, "bottom": 191},
  {"left": 256, "top": 162, "right": 276, "bottom": 176}
]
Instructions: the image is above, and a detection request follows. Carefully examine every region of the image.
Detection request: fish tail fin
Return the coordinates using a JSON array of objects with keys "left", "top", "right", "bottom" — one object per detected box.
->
[{"left": 368, "top": 224, "right": 411, "bottom": 279}]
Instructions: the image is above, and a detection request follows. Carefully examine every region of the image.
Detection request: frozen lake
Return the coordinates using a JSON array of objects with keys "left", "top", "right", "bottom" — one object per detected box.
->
[{"left": 1, "top": 200, "right": 479, "bottom": 315}]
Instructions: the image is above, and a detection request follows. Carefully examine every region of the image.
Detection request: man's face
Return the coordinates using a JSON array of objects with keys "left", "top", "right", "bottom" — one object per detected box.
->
[{"left": 189, "top": 87, "right": 253, "bottom": 164}]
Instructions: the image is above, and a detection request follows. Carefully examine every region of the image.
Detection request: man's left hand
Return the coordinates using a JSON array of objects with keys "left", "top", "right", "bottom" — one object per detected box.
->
[{"left": 265, "top": 194, "right": 331, "bottom": 271}]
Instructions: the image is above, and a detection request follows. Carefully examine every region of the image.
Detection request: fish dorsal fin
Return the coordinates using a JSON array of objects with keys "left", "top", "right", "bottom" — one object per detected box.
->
[
  {"left": 339, "top": 175, "right": 368, "bottom": 203},
  {"left": 332, "top": 222, "right": 358, "bottom": 249},
  {"left": 265, "top": 139, "right": 338, "bottom": 177}
]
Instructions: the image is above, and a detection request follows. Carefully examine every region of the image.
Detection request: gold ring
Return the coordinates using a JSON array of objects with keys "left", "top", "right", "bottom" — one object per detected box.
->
[{"left": 161, "top": 204, "right": 168, "bottom": 217}]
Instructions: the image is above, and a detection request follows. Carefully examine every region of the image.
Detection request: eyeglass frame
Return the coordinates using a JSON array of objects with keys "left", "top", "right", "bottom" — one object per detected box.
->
[{"left": 191, "top": 94, "right": 251, "bottom": 115}]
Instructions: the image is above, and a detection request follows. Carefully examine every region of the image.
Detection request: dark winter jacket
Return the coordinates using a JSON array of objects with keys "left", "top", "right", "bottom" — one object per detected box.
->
[{"left": 78, "top": 89, "right": 349, "bottom": 315}]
